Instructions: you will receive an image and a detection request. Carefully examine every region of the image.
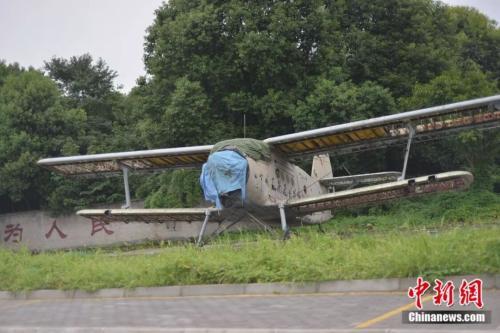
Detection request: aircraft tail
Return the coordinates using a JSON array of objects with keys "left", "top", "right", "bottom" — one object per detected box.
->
[{"left": 311, "top": 154, "right": 333, "bottom": 180}]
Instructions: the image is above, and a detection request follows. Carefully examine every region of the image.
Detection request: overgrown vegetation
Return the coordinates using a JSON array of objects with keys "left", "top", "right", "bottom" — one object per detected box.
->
[{"left": 327, "top": 188, "right": 500, "bottom": 235}]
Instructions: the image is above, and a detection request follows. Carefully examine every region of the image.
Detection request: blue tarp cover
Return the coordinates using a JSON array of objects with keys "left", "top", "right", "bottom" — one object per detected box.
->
[{"left": 200, "top": 150, "right": 248, "bottom": 208}]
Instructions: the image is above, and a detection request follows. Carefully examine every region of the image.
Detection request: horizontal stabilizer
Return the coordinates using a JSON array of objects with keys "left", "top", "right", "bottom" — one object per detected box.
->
[
  {"left": 77, "top": 208, "right": 223, "bottom": 224},
  {"left": 287, "top": 171, "right": 472, "bottom": 215},
  {"left": 320, "top": 171, "right": 401, "bottom": 190}
]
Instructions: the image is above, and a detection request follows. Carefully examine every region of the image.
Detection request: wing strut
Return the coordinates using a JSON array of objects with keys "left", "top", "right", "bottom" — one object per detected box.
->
[
  {"left": 399, "top": 124, "right": 415, "bottom": 180},
  {"left": 196, "top": 210, "right": 211, "bottom": 246},
  {"left": 120, "top": 164, "right": 131, "bottom": 209}
]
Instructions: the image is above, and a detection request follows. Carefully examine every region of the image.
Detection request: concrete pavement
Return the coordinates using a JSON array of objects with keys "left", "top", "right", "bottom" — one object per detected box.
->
[{"left": 0, "top": 290, "right": 498, "bottom": 332}]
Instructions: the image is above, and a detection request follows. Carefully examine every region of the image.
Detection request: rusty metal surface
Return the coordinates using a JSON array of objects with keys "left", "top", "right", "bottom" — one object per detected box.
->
[
  {"left": 77, "top": 208, "right": 224, "bottom": 224},
  {"left": 38, "top": 145, "right": 212, "bottom": 176},
  {"left": 288, "top": 171, "right": 472, "bottom": 215},
  {"left": 320, "top": 171, "right": 401, "bottom": 189}
]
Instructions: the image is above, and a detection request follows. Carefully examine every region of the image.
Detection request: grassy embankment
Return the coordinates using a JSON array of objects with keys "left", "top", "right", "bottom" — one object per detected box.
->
[{"left": 0, "top": 189, "right": 499, "bottom": 292}]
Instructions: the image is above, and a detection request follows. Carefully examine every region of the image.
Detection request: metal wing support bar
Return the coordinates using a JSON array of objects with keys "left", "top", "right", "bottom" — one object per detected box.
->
[
  {"left": 400, "top": 124, "right": 416, "bottom": 180},
  {"left": 119, "top": 164, "right": 131, "bottom": 209}
]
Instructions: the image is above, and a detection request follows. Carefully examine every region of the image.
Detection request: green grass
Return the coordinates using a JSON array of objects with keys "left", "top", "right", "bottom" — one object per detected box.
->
[
  {"left": 324, "top": 189, "right": 500, "bottom": 235},
  {"left": 0, "top": 189, "right": 498, "bottom": 292},
  {"left": 0, "top": 226, "right": 498, "bottom": 292}
]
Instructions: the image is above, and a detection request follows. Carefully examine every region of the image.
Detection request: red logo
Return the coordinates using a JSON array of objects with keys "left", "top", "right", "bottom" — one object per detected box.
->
[
  {"left": 408, "top": 277, "right": 484, "bottom": 310},
  {"left": 433, "top": 279, "right": 455, "bottom": 307},
  {"left": 408, "top": 277, "right": 431, "bottom": 309},
  {"left": 459, "top": 279, "right": 483, "bottom": 309}
]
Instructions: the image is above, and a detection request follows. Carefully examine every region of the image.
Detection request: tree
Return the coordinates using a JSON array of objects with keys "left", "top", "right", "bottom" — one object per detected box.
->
[
  {"left": 0, "top": 61, "right": 24, "bottom": 86},
  {"left": 448, "top": 6, "right": 500, "bottom": 87},
  {"left": 0, "top": 69, "right": 86, "bottom": 212},
  {"left": 44, "top": 54, "right": 118, "bottom": 101},
  {"left": 44, "top": 54, "right": 127, "bottom": 153},
  {"left": 43, "top": 55, "right": 137, "bottom": 214},
  {"left": 142, "top": 77, "right": 212, "bottom": 147},
  {"left": 143, "top": 0, "right": 342, "bottom": 142},
  {"left": 293, "top": 79, "right": 396, "bottom": 130},
  {"left": 401, "top": 62, "right": 499, "bottom": 187}
]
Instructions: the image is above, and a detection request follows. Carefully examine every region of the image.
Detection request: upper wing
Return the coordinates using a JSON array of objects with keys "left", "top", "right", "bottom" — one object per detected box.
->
[
  {"left": 77, "top": 207, "right": 223, "bottom": 223},
  {"left": 286, "top": 171, "right": 472, "bottom": 216},
  {"left": 265, "top": 95, "right": 500, "bottom": 159},
  {"left": 37, "top": 145, "right": 213, "bottom": 177}
]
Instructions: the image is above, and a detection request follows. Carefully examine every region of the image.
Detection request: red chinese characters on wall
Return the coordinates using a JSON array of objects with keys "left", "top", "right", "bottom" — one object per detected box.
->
[
  {"left": 3, "top": 224, "right": 23, "bottom": 243},
  {"left": 45, "top": 220, "right": 67, "bottom": 239},
  {"left": 2, "top": 218, "right": 116, "bottom": 244},
  {"left": 90, "top": 219, "right": 114, "bottom": 236}
]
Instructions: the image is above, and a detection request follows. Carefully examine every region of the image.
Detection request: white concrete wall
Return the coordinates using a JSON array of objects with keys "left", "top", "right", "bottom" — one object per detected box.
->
[{"left": 0, "top": 207, "right": 229, "bottom": 251}]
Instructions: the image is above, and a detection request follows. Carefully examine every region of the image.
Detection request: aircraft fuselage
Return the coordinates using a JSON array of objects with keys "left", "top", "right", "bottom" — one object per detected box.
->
[{"left": 218, "top": 149, "right": 332, "bottom": 224}]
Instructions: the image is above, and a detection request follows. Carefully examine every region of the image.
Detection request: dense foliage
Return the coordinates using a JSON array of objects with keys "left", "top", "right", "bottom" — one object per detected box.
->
[{"left": 0, "top": 0, "right": 499, "bottom": 214}]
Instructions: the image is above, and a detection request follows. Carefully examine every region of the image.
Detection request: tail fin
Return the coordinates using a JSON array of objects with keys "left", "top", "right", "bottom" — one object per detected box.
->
[{"left": 311, "top": 154, "right": 333, "bottom": 180}]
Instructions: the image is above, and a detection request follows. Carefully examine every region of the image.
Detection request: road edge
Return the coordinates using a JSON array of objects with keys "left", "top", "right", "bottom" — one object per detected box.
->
[{"left": 0, "top": 274, "right": 498, "bottom": 300}]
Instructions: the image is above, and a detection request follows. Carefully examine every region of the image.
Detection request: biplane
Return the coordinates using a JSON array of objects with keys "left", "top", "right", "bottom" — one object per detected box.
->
[{"left": 38, "top": 95, "right": 500, "bottom": 244}]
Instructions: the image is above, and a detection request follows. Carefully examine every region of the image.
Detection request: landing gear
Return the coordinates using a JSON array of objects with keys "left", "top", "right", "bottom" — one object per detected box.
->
[
  {"left": 196, "top": 210, "right": 211, "bottom": 247},
  {"left": 196, "top": 204, "right": 292, "bottom": 246}
]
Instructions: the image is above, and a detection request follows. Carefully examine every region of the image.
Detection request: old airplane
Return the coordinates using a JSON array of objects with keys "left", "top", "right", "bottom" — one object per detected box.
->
[{"left": 38, "top": 95, "right": 500, "bottom": 244}]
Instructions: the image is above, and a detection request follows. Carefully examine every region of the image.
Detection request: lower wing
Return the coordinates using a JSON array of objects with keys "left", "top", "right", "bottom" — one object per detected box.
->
[
  {"left": 77, "top": 208, "right": 223, "bottom": 223},
  {"left": 286, "top": 171, "right": 472, "bottom": 215}
]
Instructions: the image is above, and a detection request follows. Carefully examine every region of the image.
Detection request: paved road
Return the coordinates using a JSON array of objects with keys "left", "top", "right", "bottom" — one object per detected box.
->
[{"left": 0, "top": 290, "right": 498, "bottom": 332}]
